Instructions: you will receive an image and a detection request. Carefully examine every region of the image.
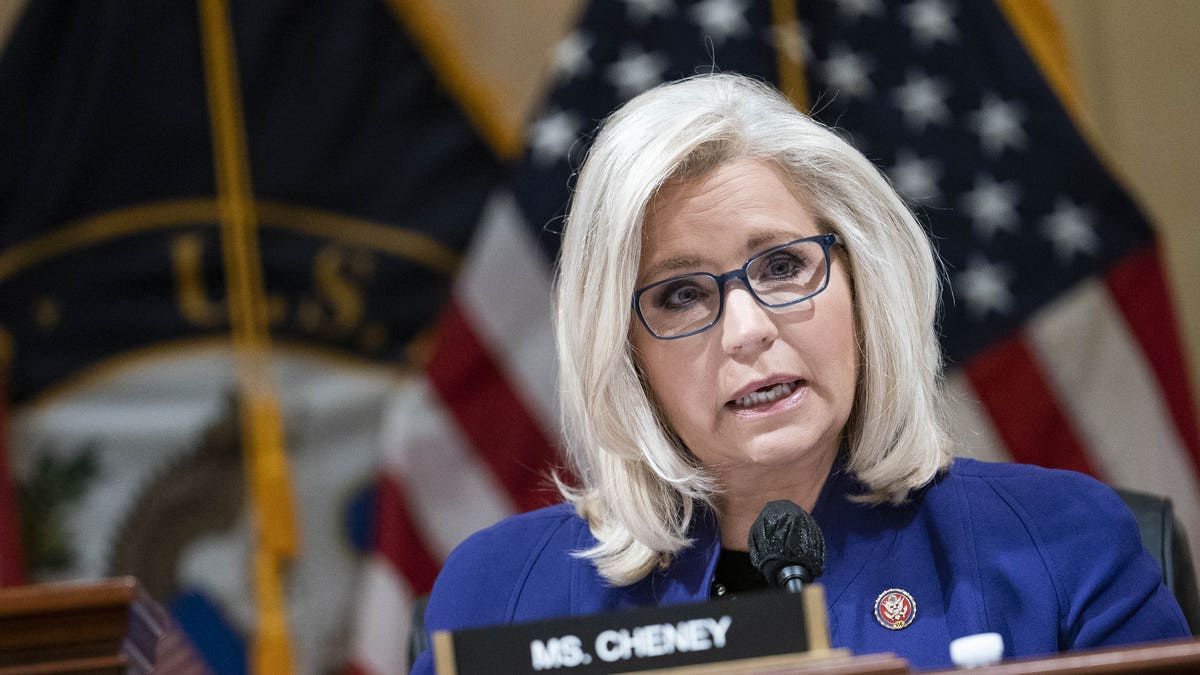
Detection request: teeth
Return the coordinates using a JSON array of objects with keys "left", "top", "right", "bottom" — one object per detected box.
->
[{"left": 733, "top": 381, "right": 798, "bottom": 408}]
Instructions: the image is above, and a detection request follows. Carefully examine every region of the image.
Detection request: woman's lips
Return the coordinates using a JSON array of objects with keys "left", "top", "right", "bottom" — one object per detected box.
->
[{"left": 727, "top": 379, "right": 805, "bottom": 411}]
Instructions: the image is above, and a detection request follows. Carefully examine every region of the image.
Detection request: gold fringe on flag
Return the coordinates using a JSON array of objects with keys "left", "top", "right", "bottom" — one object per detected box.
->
[
  {"left": 996, "top": 0, "right": 1147, "bottom": 215},
  {"left": 386, "top": 0, "right": 523, "bottom": 159},
  {"left": 995, "top": 0, "right": 1084, "bottom": 129}
]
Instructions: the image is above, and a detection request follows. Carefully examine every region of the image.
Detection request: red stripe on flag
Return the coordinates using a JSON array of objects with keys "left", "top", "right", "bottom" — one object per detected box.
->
[
  {"left": 1105, "top": 245, "right": 1200, "bottom": 475},
  {"left": 965, "top": 333, "right": 1101, "bottom": 477},
  {"left": 375, "top": 474, "right": 439, "bottom": 594},
  {"left": 0, "top": 374, "right": 25, "bottom": 587},
  {"left": 426, "top": 301, "right": 559, "bottom": 513}
]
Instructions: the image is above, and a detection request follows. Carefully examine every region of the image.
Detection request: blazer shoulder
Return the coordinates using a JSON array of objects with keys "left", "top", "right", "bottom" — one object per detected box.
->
[
  {"left": 940, "top": 458, "right": 1131, "bottom": 553},
  {"left": 939, "top": 458, "right": 1188, "bottom": 646},
  {"left": 946, "top": 457, "right": 1121, "bottom": 512}
]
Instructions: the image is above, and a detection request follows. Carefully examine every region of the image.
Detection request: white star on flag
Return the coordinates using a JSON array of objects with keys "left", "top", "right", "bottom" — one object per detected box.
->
[
  {"left": 622, "top": 0, "right": 675, "bottom": 24},
  {"left": 552, "top": 31, "right": 594, "bottom": 81},
  {"left": 969, "top": 93, "right": 1029, "bottom": 157},
  {"left": 689, "top": 0, "right": 750, "bottom": 44},
  {"left": 605, "top": 47, "right": 668, "bottom": 100},
  {"left": 889, "top": 149, "right": 943, "bottom": 203},
  {"left": 821, "top": 45, "right": 874, "bottom": 100},
  {"left": 962, "top": 174, "right": 1022, "bottom": 239},
  {"left": 834, "top": 0, "right": 885, "bottom": 21},
  {"left": 902, "top": 0, "right": 958, "bottom": 48},
  {"left": 957, "top": 255, "right": 1015, "bottom": 318},
  {"left": 528, "top": 109, "right": 582, "bottom": 166},
  {"left": 1042, "top": 197, "right": 1100, "bottom": 262},
  {"left": 892, "top": 70, "right": 952, "bottom": 131}
]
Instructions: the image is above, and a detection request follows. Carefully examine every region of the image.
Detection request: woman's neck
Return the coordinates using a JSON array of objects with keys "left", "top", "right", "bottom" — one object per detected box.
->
[{"left": 712, "top": 449, "right": 838, "bottom": 550}]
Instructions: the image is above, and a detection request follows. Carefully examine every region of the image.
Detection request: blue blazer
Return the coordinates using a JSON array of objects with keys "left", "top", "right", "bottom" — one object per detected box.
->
[{"left": 412, "top": 459, "right": 1188, "bottom": 672}]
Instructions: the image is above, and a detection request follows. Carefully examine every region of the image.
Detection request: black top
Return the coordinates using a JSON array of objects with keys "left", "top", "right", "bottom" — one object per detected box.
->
[{"left": 711, "top": 548, "right": 770, "bottom": 598}]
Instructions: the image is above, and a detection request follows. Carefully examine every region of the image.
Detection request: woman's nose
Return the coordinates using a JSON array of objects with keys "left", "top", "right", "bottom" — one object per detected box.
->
[{"left": 720, "top": 287, "right": 778, "bottom": 355}]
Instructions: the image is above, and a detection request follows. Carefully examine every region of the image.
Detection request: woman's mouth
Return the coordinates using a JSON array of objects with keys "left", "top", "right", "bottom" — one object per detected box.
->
[{"left": 730, "top": 380, "right": 801, "bottom": 409}]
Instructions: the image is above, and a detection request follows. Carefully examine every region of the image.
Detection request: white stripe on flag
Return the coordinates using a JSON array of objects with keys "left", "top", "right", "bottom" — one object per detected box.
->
[
  {"left": 945, "top": 370, "right": 1012, "bottom": 464},
  {"left": 349, "top": 556, "right": 414, "bottom": 675},
  {"left": 1025, "top": 278, "right": 1200, "bottom": 577},
  {"left": 456, "top": 190, "right": 559, "bottom": 435},
  {"left": 380, "top": 378, "right": 516, "bottom": 560}
]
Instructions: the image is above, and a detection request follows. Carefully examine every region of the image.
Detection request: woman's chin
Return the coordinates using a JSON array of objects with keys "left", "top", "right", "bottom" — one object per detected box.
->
[{"left": 711, "top": 436, "right": 837, "bottom": 482}]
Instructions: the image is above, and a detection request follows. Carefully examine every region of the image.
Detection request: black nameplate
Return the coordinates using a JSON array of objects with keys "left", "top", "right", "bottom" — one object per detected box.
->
[{"left": 433, "top": 586, "right": 828, "bottom": 674}]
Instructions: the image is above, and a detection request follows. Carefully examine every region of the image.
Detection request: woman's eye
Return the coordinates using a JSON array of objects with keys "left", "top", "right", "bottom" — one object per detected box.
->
[
  {"left": 761, "top": 252, "right": 807, "bottom": 279},
  {"left": 655, "top": 281, "right": 708, "bottom": 311}
]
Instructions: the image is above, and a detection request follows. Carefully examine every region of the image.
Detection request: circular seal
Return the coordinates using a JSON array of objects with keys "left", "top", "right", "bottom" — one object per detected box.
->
[{"left": 874, "top": 588, "right": 917, "bottom": 630}]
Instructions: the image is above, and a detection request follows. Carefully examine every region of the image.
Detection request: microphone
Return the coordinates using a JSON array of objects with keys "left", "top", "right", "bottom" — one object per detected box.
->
[{"left": 747, "top": 500, "right": 825, "bottom": 593}]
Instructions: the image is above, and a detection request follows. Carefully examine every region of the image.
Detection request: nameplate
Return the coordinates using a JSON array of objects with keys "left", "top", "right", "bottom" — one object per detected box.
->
[{"left": 433, "top": 585, "right": 829, "bottom": 675}]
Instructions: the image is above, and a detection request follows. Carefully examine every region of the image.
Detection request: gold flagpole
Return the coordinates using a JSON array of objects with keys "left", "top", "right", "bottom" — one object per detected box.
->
[
  {"left": 771, "top": 0, "right": 810, "bottom": 113},
  {"left": 197, "top": 0, "right": 299, "bottom": 671}
]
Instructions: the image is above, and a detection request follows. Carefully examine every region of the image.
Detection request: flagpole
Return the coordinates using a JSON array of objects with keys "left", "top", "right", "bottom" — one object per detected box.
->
[
  {"left": 770, "top": 0, "right": 810, "bottom": 113},
  {"left": 197, "top": 1, "right": 299, "bottom": 672}
]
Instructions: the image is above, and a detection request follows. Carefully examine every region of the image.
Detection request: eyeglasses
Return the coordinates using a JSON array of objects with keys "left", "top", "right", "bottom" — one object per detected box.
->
[{"left": 632, "top": 233, "right": 839, "bottom": 340}]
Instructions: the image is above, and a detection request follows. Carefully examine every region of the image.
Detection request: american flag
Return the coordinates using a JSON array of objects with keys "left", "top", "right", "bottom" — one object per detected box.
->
[{"left": 349, "top": 1, "right": 1200, "bottom": 671}]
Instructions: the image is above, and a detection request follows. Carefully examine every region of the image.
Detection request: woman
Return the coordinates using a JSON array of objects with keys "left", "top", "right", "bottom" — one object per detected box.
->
[{"left": 411, "top": 74, "right": 1188, "bottom": 672}]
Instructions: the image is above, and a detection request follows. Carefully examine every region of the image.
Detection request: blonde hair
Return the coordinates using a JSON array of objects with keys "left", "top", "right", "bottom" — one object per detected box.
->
[{"left": 554, "top": 74, "right": 951, "bottom": 586}]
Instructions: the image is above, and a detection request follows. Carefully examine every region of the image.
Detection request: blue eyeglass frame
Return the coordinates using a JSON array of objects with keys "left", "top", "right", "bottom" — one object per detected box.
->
[{"left": 632, "top": 232, "right": 839, "bottom": 340}]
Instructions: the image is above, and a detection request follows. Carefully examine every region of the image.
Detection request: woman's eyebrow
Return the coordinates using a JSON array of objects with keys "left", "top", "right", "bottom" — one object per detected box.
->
[
  {"left": 644, "top": 254, "right": 707, "bottom": 280},
  {"left": 744, "top": 229, "right": 798, "bottom": 252},
  {"left": 642, "top": 228, "right": 806, "bottom": 280}
]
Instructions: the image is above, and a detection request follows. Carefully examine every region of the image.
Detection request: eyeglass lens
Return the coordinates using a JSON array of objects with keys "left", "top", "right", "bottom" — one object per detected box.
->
[{"left": 638, "top": 238, "right": 829, "bottom": 338}]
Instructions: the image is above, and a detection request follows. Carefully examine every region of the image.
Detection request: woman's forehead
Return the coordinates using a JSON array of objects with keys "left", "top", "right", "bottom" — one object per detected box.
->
[{"left": 638, "top": 160, "right": 819, "bottom": 275}]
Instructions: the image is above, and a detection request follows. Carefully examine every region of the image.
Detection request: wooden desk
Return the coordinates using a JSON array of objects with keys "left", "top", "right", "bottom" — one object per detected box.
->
[
  {"left": 0, "top": 577, "right": 209, "bottom": 674},
  {"left": 925, "top": 637, "right": 1200, "bottom": 675}
]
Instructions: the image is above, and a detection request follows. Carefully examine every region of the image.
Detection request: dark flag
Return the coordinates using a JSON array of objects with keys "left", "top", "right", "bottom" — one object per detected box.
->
[{"left": 0, "top": 0, "right": 502, "bottom": 671}]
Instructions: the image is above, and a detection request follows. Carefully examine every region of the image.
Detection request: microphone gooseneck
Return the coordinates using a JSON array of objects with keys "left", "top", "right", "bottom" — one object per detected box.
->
[{"left": 747, "top": 499, "right": 826, "bottom": 593}]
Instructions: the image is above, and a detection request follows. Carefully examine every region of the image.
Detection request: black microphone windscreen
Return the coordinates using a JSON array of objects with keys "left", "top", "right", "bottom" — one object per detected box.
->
[{"left": 747, "top": 499, "right": 826, "bottom": 587}]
